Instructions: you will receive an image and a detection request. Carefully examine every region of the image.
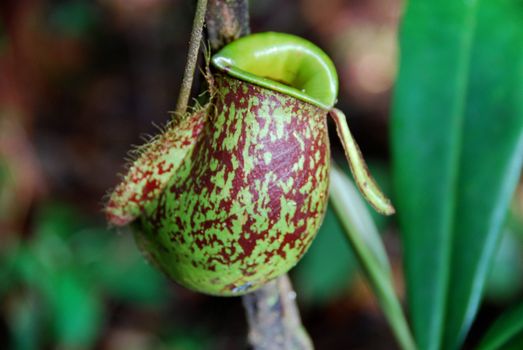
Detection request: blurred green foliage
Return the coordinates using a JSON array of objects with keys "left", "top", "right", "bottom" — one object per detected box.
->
[
  {"left": 294, "top": 161, "right": 393, "bottom": 306},
  {"left": 0, "top": 203, "right": 169, "bottom": 349},
  {"left": 47, "top": 0, "right": 99, "bottom": 38},
  {"left": 294, "top": 202, "right": 357, "bottom": 305}
]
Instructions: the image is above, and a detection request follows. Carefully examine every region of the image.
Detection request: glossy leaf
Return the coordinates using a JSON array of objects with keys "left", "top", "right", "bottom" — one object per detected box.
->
[
  {"left": 392, "top": 0, "right": 523, "bottom": 349},
  {"left": 330, "top": 164, "right": 416, "bottom": 350}
]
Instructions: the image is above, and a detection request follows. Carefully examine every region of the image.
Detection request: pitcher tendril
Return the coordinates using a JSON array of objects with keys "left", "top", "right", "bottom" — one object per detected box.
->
[{"left": 330, "top": 108, "right": 395, "bottom": 216}]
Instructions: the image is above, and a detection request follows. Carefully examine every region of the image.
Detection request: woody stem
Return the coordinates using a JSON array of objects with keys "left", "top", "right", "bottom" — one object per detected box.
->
[{"left": 242, "top": 275, "right": 313, "bottom": 350}]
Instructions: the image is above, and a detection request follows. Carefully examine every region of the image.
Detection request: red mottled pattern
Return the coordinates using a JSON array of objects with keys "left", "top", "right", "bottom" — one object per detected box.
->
[
  {"left": 137, "top": 74, "right": 331, "bottom": 295},
  {"left": 106, "top": 110, "right": 207, "bottom": 226}
]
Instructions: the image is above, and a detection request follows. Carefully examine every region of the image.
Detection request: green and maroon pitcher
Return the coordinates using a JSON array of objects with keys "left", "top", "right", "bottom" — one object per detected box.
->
[{"left": 105, "top": 32, "right": 394, "bottom": 296}]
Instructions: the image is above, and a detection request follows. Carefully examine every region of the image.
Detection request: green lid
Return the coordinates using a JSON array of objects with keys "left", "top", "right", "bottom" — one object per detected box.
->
[{"left": 212, "top": 32, "right": 339, "bottom": 110}]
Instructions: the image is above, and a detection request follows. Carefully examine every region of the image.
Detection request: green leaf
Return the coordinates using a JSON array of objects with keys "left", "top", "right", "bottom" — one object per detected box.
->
[
  {"left": 46, "top": 271, "right": 103, "bottom": 348},
  {"left": 330, "top": 164, "right": 391, "bottom": 271},
  {"left": 477, "top": 302, "right": 523, "bottom": 350},
  {"left": 392, "top": 0, "right": 523, "bottom": 349},
  {"left": 329, "top": 164, "right": 416, "bottom": 350},
  {"left": 337, "top": 159, "right": 394, "bottom": 232}
]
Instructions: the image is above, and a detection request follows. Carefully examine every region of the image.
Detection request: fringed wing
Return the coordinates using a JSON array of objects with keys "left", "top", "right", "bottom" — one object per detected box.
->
[{"left": 105, "top": 108, "right": 208, "bottom": 226}]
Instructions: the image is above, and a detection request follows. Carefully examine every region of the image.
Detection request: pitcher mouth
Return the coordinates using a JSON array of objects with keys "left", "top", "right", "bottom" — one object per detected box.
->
[{"left": 211, "top": 32, "right": 339, "bottom": 110}]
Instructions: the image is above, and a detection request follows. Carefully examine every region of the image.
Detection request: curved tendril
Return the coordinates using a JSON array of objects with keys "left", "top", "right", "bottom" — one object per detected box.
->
[{"left": 329, "top": 108, "right": 395, "bottom": 216}]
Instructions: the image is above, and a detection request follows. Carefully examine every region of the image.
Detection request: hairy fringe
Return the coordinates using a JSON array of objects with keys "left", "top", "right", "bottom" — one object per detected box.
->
[
  {"left": 104, "top": 41, "right": 215, "bottom": 213},
  {"left": 103, "top": 102, "right": 210, "bottom": 212}
]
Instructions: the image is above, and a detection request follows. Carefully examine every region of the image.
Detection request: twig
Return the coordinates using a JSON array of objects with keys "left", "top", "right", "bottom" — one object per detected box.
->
[
  {"left": 174, "top": 0, "right": 208, "bottom": 116},
  {"left": 243, "top": 275, "right": 313, "bottom": 350}
]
